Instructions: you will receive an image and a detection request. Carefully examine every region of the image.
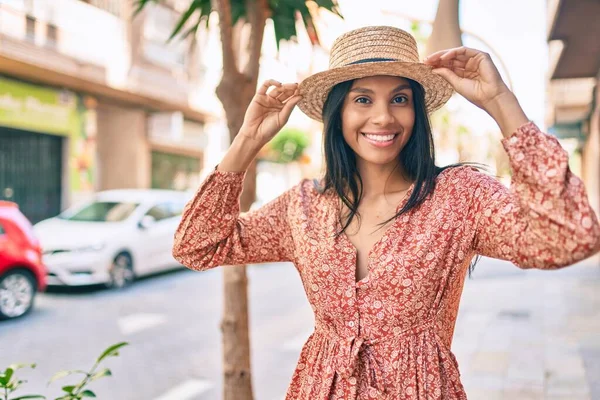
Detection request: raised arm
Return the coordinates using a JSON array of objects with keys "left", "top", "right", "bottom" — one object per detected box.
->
[
  {"left": 173, "top": 79, "right": 302, "bottom": 271},
  {"left": 425, "top": 47, "right": 600, "bottom": 267}
]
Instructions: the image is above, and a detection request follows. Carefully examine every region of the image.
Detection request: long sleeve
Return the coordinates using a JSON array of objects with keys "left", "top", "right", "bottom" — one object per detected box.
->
[
  {"left": 172, "top": 168, "right": 296, "bottom": 271},
  {"left": 472, "top": 121, "right": 600, "bottom": 269}
]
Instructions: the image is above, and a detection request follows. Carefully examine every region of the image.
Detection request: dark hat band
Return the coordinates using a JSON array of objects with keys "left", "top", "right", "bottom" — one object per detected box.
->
[{"left": 347, "top": 58, "right": 397, "bottom": 66}]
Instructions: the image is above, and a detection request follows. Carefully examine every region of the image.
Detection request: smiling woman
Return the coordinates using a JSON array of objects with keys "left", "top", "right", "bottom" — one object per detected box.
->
[
  {"left": 172, "top": 26, "right": 600, "bottom": 400},
  {"left": 320, "top": 76, "right": 471, "bottom": 243}
]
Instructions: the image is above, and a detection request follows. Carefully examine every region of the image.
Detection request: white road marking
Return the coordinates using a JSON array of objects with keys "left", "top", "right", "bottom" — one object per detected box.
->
[
  {"left": 154, "top": 379, "right": 214, "bottom": 400},
  {"left": 118, "top": 313, "right": 167, "bottom": 335}
]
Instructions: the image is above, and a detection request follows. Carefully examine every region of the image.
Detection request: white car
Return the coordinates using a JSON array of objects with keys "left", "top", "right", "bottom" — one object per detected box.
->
[{"left": 33, "top": 189, "right": 189, "bottom": 289}]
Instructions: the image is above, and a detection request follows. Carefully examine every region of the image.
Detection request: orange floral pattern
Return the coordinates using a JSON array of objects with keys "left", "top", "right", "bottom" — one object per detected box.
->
[{"left": 173, "top": 122, "right": 600, "bottom": 400}]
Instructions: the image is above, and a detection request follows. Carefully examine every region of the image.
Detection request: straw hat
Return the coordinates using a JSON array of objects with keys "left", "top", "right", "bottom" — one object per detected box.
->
[{"left": 298, "top": 26, "right": 454, "bottom": 122}]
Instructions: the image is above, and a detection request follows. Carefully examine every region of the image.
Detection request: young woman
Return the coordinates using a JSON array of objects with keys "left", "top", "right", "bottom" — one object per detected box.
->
[{"left": 173, "top": 26, "right": 600, "bottom": 400}]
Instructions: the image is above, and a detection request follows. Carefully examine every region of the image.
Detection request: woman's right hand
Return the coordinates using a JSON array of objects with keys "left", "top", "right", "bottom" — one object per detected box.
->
[{"left": 239, "top": 80, "right": 302, "bottom": 145}]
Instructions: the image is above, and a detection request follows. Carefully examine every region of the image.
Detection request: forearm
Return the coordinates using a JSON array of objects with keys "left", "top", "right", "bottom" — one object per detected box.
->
[
  {"left": 483, "top": 91, "right": 530, "bottom": 138},
  {"left": 217, "top": 128, "right": 265, "bottom": 172}
]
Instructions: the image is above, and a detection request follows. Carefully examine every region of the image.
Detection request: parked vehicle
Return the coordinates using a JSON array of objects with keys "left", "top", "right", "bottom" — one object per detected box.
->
[
  {"left": 33, "top": 189, "right": 189, "bottom": 289},
  {"left": 0, "top": 201, "right": 47, "bottom": 320}
]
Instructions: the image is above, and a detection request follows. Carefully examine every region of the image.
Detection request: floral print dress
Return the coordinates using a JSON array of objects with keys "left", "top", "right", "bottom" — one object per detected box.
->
[{"left": 173, "top": 122, "right": 600, "bottom": 400}]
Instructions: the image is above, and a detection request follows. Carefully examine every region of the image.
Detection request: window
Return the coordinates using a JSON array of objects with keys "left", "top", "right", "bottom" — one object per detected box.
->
[
  {"left": 145, "top": 203, "right": 172, "bottom": 222},
  {"left": 61, "top": 202, "right": 139, "bottom": 222},
  {"left": 145, "top": 201, "right": 185, "bottom": 222},
  {"left": 46, "top": 23, "right": 58, "bottom": 48},
  {"left": 25, "top": 15, "right": 36, "bottom": 41},
  {"left": 0, "top": 223, "right": 5, "bottom": 235}
]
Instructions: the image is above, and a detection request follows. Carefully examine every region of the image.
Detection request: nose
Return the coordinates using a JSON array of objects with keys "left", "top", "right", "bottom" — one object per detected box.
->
[{"left": 370, "top": 102, "right": 395, "bottom": 126}]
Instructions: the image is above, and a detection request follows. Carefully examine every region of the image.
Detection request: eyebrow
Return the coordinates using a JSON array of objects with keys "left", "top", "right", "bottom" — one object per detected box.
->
[{"left": 349, "top": 84, "right": 412, "bottom": 94}]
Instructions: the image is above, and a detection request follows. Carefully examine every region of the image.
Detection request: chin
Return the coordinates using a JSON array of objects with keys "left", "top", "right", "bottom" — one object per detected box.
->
[{"left": 360, "top": 152, "right": 402, "bottom": 166}]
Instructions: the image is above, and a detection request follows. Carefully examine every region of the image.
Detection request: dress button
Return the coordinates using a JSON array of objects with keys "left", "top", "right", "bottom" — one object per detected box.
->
[{"left": 347, "top": 321, "right": 355, "bottom": 328}]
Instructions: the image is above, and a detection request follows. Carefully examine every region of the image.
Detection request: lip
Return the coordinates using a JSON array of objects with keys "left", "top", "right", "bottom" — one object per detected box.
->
[{"left": 361, "top": 132, "right": 399, "bottom": 148}]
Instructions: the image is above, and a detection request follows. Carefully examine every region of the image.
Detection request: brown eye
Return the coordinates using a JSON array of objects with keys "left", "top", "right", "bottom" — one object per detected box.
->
[
  {"left": 355, "top": 97, "right": 371, "bottom": 104},
  {"left": 392, "top": 95, "right": 408, "bottom": 104}
]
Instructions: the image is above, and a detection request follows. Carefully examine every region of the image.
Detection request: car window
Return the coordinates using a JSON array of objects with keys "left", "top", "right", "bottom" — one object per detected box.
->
[
  {"left": 0, "top": 222, "right": 5, "bottom": 235},
  {"left": 145, "top": 203, "right": 172, "bottom": 221},
  {"left": 64, "top": 202, "right": 139, "bottom": 222},
  {"left": 146, "top": 201, "right": 185, "bottom": 222}
]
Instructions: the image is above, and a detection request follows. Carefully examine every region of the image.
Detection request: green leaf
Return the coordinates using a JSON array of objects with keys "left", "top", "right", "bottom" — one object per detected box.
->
[
  {"left": 61, "top": 385, "right": 76, "bottom": 394},
  {"left": 96, "top": 342, "right": 129, "bottom": 363},
  {"left": 81, "top": 390, "right": 96, "bottom": 397},
  {"left": 10, "top": 395, "right": 46, "bottom": 400},
  {"left": 133, "top": 0, "right": 343, "bottom": 50},
  {"left": 132, "top": 0, "right": 158, "bottom": 17},
  {"left": 0, "top": 367, "right": 12, "bottom": 385},
  {"left": 168, "top": 0, "right": 201, "bottom": 41}
]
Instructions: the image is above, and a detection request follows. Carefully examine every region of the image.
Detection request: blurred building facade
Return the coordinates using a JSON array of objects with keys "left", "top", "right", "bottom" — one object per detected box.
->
[
  {"left": 0, "top": 0, "right": 226, "bottom": 223},
  {"left": 546, "top": 0, "right": 600, "bottom": 217}
]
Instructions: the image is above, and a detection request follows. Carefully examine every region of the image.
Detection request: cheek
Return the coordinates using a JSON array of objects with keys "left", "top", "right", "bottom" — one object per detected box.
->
[
  {"left": 397, "top": 107, "right": 415, "bottom": 127},
  {"left": 341, "top": 110, "right": 364, "bottom": 141}
]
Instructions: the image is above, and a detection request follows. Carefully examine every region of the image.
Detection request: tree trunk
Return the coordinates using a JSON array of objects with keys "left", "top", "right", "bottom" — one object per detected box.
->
[
  {"left": 212, "top": 0, "right": 268, "bottom": 398},
  {"left": 216, "top": 73, "right": 257, "bottom": 400}
]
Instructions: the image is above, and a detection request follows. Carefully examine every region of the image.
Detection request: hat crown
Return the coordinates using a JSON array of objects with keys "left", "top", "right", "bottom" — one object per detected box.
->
[{"left": 329, "top": 26, "right": 420, "bottom": 69}]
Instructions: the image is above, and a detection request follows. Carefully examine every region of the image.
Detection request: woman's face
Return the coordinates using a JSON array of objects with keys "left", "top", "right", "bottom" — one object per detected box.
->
[{"left": 341, "top": 75, "right": 415, "bottom": 169}]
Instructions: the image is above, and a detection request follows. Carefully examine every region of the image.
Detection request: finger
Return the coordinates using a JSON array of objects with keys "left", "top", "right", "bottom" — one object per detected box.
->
[
  {"left": 268, "top": 83, "right": 298, "bottom": 99},
  {"left": 427, "top": 59, "right": 467, "bottom": 69},
  {"left": 439, "top": 46, "right": 482, "bottom": 61},
  {"left": 279, "top": 94, "right": 303, "bottom": 121},
  {"left": 257, "top": 79, "right": 282, "bottom": 95},
  {"left": 276, "top": 86, "right": 299, "bottom": 102},
  {"left": 423, "top": 49, "right": 449, "bottom": 64},
  {"left": 432, "top": 67, "right": 463, "bottom": 87}
]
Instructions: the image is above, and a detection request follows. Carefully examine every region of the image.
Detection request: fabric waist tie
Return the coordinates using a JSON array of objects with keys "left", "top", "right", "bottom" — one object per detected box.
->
[{"left": 316, "top": 317, "right": 436, "bottom": 398}]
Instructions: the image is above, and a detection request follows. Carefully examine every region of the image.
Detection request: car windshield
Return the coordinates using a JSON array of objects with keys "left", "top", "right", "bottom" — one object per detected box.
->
[{"left": 61, "top": 201, "right": 139, "bottom": 222}]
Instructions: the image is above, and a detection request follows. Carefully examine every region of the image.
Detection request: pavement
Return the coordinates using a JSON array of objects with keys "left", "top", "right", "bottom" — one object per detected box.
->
[
  {"left": 453, "top": 255, "right": 600, "bottom": 400},
  {"left": 1, "top": 255, "right": 598, "bottom": 400}
]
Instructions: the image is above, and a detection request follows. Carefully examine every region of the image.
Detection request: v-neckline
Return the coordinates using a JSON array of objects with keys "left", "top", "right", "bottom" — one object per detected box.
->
[{"left": 334, "top": 182, "right": 416, "bottom": 286}]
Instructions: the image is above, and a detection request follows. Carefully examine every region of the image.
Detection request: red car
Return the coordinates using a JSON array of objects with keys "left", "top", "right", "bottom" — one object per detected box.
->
[{"left": 0, "top": 201, "right": 47, "bottom": 320}]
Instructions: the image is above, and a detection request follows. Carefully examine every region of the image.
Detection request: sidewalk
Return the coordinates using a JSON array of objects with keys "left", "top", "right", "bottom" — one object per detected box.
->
[{"left": 453, "top": 256, "right": 600, "bottom": 400}]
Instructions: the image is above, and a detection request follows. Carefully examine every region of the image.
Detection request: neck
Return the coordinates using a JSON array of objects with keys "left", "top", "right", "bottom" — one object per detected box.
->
[{"left": 355, "top": 160, "right": 412, "bottom": 198}]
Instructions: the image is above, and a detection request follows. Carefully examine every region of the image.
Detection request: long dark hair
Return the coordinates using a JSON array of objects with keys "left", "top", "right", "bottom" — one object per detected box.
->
[{"left": 319, "top": 78, "right": 483, "bottom": 273}]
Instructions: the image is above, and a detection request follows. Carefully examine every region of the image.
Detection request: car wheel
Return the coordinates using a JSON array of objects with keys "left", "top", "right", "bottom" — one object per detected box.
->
[
  {"left": 107, "top": 253, "right": 135, "bottom": 289},
  {"left": 0, "top": 269, "right": 36, "bottom": 320}
]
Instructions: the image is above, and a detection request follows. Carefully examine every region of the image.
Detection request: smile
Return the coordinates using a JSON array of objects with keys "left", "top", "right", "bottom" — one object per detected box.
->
[{"left": 361, "top": 132, "right": 399, "bottom": 147}]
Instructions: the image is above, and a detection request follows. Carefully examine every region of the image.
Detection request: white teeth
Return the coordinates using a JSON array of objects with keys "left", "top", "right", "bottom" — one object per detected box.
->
[{"left": 364, "top": 134, "right": 396, "bottom": 142}]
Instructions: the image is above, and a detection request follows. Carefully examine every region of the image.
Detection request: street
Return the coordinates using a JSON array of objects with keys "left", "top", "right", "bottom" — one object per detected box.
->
[{"left": 1, "top": 256, "right": 598, "bottom": 400}]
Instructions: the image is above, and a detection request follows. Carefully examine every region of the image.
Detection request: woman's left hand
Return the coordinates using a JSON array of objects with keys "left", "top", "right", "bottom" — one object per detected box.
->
[
  {"left": 424, "top": 47, "right": 511, "bottom": 112},
  {"left": 424, "top": 46, "right": 529, "bottom": 138}
]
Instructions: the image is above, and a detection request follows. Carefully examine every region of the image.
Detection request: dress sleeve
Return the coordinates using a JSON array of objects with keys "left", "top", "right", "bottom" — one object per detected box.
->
[
  {"left": 172, "top": 168, "right": 296, "bottom": 271},
  {"left": 472, "top": 121, "right": 600, "bottom": 269}
]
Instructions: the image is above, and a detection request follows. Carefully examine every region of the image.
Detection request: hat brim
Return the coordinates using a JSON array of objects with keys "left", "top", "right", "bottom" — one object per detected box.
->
[{"left": 298, "top": 61, "right": 454, "bottom": 122}]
